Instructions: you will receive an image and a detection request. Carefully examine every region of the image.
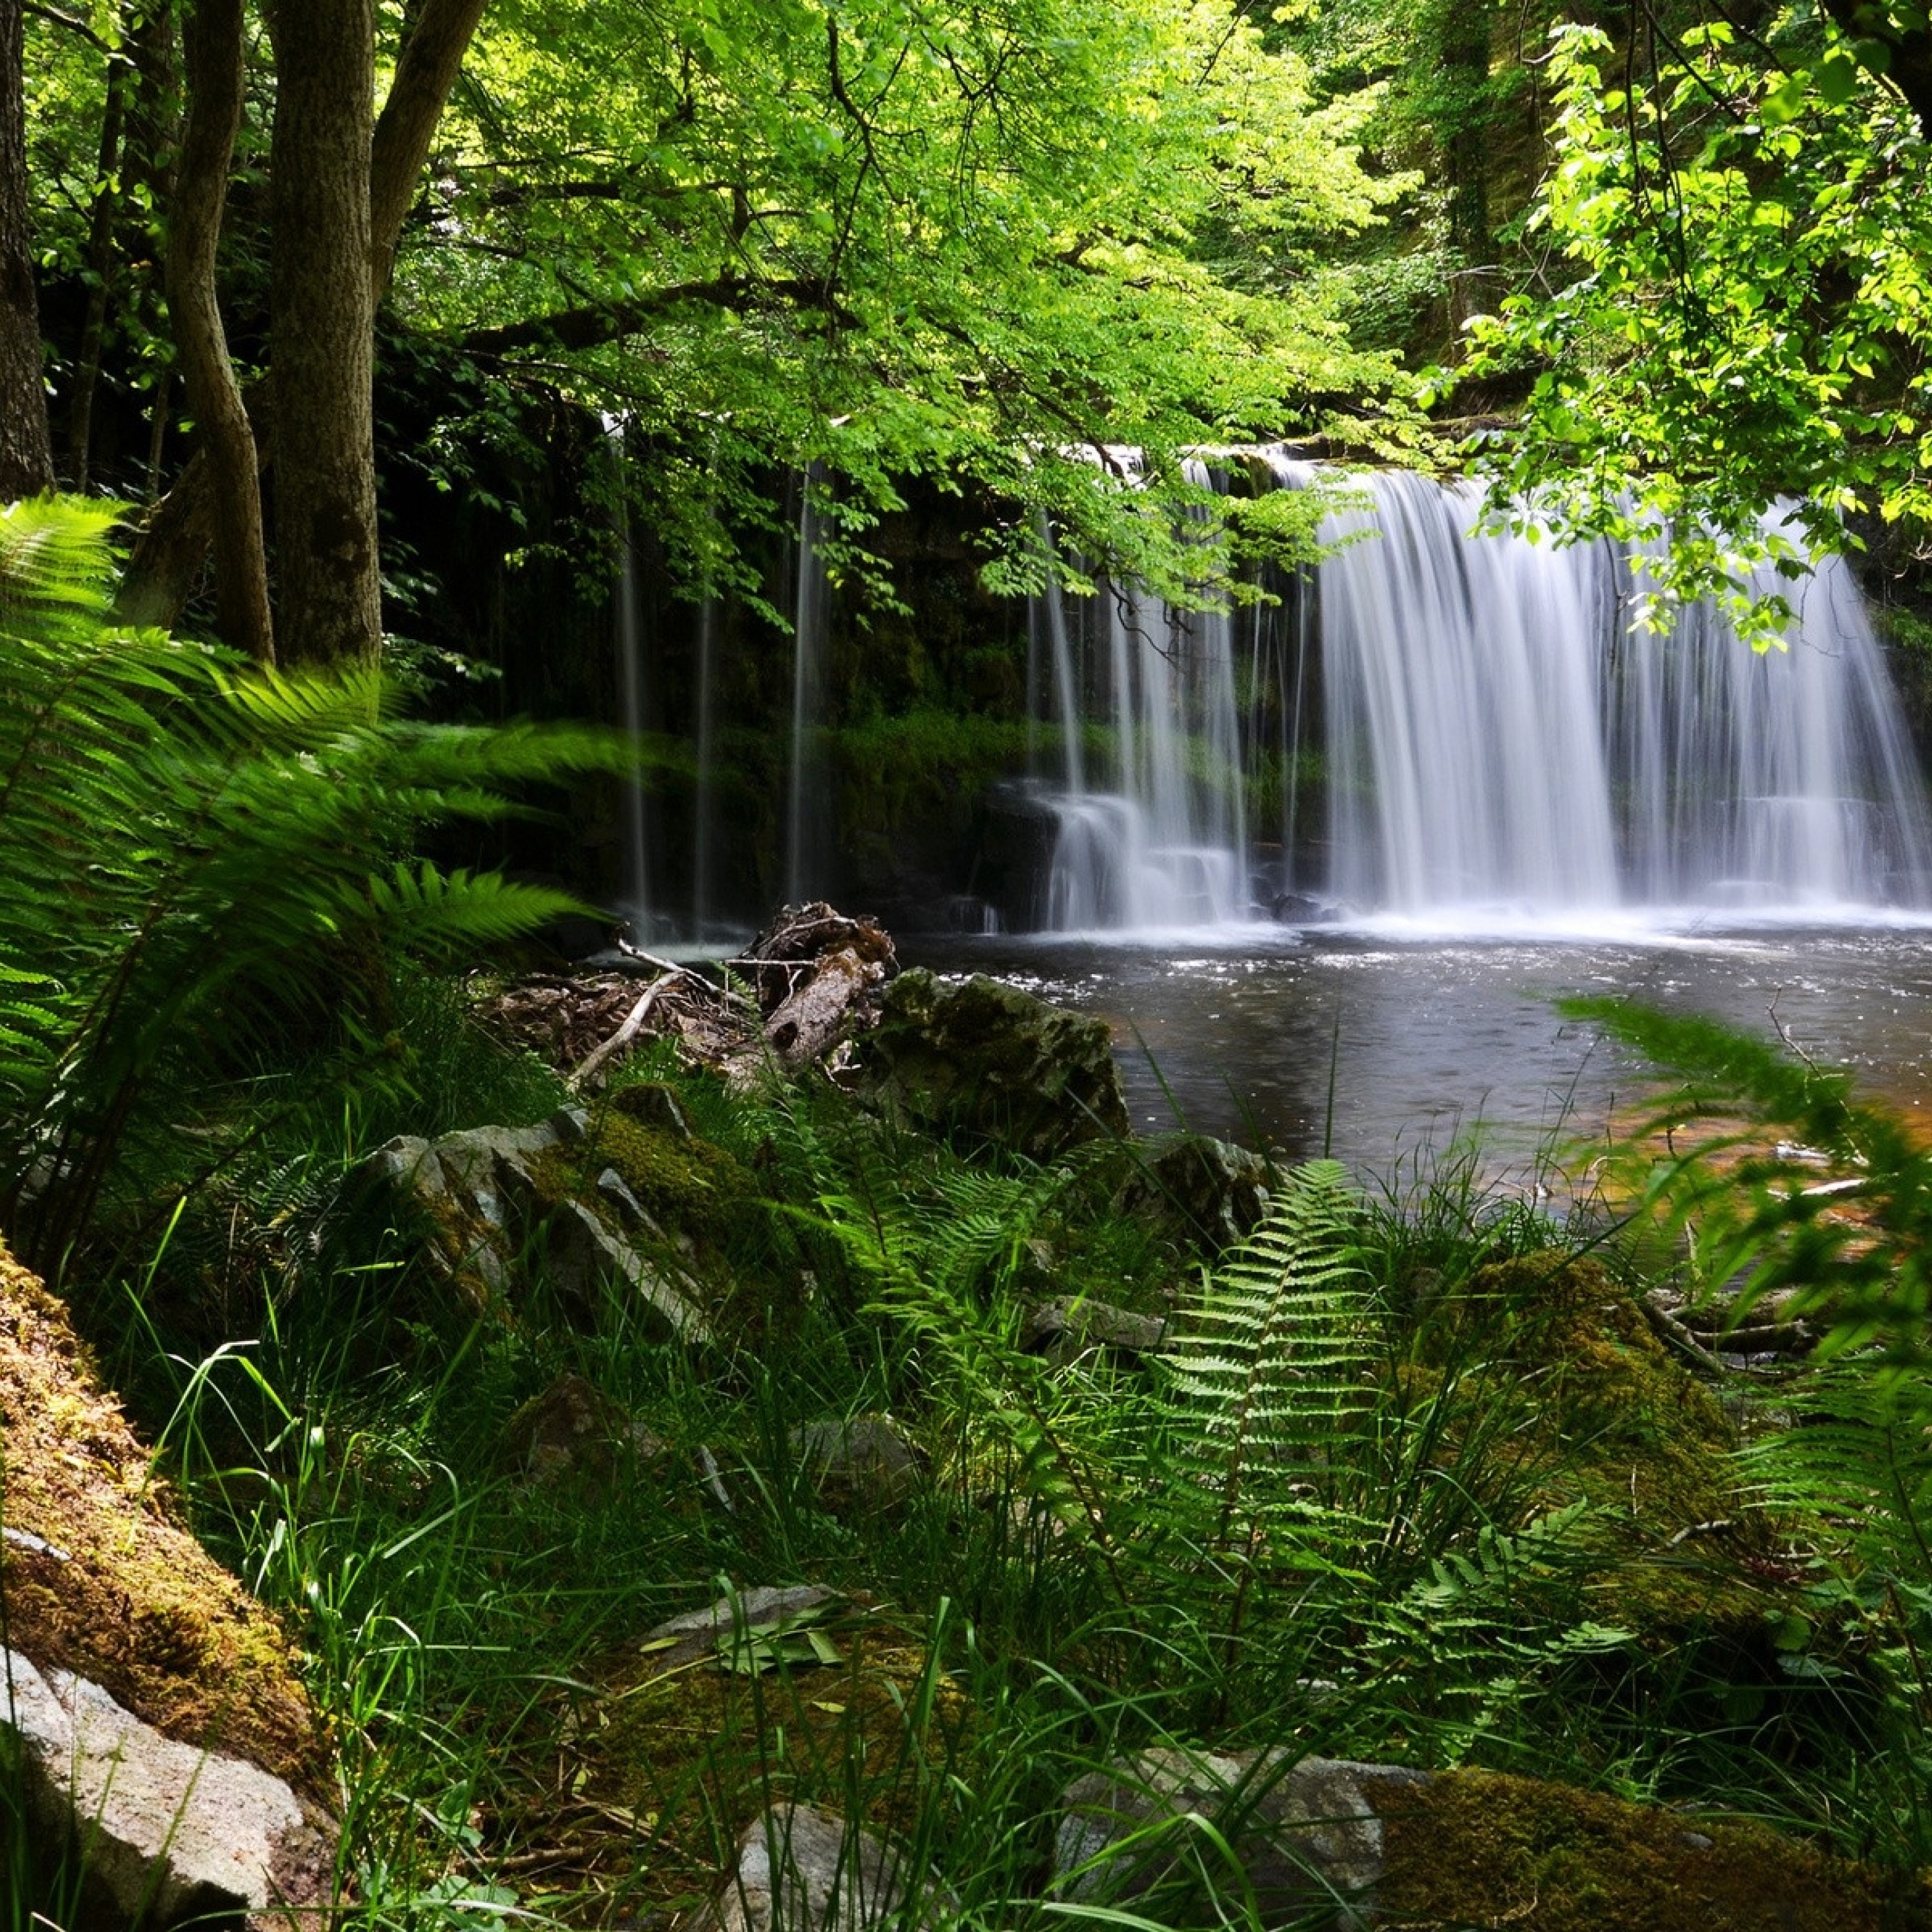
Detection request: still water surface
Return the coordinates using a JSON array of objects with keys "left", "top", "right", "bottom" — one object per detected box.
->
[{"left": 903, "top": 919, "right": 1932, "bottom": 1182}]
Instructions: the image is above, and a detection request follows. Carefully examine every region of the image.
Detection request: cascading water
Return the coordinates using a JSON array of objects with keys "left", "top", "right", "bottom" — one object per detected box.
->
[
  {"left": 607, "top": 420, "right": 652, "bottom": 933},
  {"left": 1316, "top": 471, "right": 1932, "bottom": 922},
  {"left": 785, "top": 473, "right": 832, "bottom": 905},
  {"left": 1027, "top": 460, "right": 1932, "bottom": 932},
  {"left": 1033, "top": 461, "right": 1250, "bottom": 928}
]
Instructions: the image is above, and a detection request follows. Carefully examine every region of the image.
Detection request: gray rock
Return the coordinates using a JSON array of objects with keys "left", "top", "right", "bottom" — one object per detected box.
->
[
  {"left": 681, "top": 1803, "right": 939, "bottom": 1932},
  {"left": 1022, "top": 1295, "right": 1168, "bottom": 1365},
  {"left": 610, "top": 1081, "right": 694, "bottom": 1139},
  {"left": 857, "top": 969, "right": 1129, "bottom": 1160},
  {"left": 1, "top": 1647, "right": 333, "bottom": 1931},
  {"left": 1056, "top": 1747, "right": 1426, "bottom": 1930},
  {"left": 790, "top": 1415, "right": 924, "bottom": 1510},
  {"left": 366, "top": 1108, "right": 712, "bottom": 1340},
  {"left": 642, "top": 1585, "right": 840, "bottom": 1674},
  {"left": 1116, "top": 1134, "right": 1272, "bottom": 1255},
  {"left": 544, "top": 1197, "right": 712, "bottom": 1342}
]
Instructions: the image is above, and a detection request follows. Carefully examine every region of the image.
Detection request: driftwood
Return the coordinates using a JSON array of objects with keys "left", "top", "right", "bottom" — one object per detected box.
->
[{"left": 475, "top": 903, "right": 899, "bottom": 1091}]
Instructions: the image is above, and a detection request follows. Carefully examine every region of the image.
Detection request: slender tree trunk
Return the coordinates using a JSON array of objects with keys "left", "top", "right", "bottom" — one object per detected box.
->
[
  {"left": 0, "top": 0, "right": 53, "bottom": 499},
  {"left": 127, "top": 1, "right": 181, "bottom": 501},
  {"left": 118, "top": 0, "right": 484, "bottom": 638},
  {"left": 264, "top": 0, "right": 378, "bottom": 666},
  {"left": 168, "top": 0, "right": 272, "bottom": 662},
  {"left": 65, "top": 40, "right": 128, "bottom": 490}
]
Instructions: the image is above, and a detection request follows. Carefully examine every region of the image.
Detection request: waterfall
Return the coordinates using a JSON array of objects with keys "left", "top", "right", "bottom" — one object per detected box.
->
[
  {"left": 785, "top": 473, "right": 832, "bottom": 905},
  {"left": 607, "top": 420, "right": 651, "bottom": 933},
  {"left": 1026, "top": 461, "right": 1932, "bottom": 931},
  {"left": 1033, "top": 461, "right": 1251, "bottom": 928},
  {"left": 691, "top": 594, "right": 720, "bottom": 937},
  {"left": 1317, "top": 473, "right": 1932, "bottom": 921}
]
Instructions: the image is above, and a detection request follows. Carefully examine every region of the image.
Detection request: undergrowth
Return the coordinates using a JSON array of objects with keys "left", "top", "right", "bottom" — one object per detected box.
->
[{"left": 7, "top": 982, "right": 1916, "bottom": 1931}]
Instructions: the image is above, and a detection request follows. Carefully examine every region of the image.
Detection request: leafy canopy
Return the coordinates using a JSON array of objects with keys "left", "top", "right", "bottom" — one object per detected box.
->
[
  {"left": 396, "top": 0, "right": 1415, "bottom": 604},
  {"left": 1454, "top": 13, "right": 1932, "bottom": 643}
]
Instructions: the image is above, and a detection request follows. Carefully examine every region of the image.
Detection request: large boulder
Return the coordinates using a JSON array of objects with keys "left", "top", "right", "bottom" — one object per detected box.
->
[
  {"left": 0, "top": 1240, "right": 334, "bottom": 1929},
  {"left": 856, "top": 970, "right": 1129, "bottom": 1159}
]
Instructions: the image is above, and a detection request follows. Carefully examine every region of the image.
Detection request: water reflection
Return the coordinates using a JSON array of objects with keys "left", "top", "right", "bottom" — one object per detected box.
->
[{"left": 903, "top": 926, "right": 1932, "bottom": 1178}]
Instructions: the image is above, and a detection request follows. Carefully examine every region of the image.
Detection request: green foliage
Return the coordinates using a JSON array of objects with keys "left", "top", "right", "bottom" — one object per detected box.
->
[
  {"left": 1558, "top": 996, "right": 1932, "bottom": 1363},
  {"left": 0, "top": 497, "right": 629, "bottom": 1269},
  {"left": 386, "top": 0, "right": 1415, "bottom": 608},
  {"left": 1456, "top": 15, "right": 1932, "bottom": 642}
]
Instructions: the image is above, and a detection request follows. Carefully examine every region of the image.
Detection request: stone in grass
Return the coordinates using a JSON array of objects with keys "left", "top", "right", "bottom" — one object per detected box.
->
[
  {"left": 857, "top": 969, "right": 1130, "bottom": 1160},
  {"left": 681, "top": 1802, "right": 946, "bottom": 1932},
  {"left": 3, "top": 1647, "right": 332, "bottom": 1932},
  {"left": 499, "top": 1371, "right": 669, "bottom": 1494},
  {"left": 639, "top": 1584, "right": 843, "bottom": 1676},
  {"left": 1055, "top": 1747, "right": 1424, "bottom": 1931},
  {"left": 0, "top": 1237, "right": 334, "bottom": 1929},
  {"left": 1021, "top": 1295, "right": 1168, "bottom": 1365},
  {"left": 789, "top": 1415, "right": 924, "bottom": 1512}
]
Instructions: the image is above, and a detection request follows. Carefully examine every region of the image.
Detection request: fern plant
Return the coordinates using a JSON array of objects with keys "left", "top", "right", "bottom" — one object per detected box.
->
[
  {"left": 0, "top": 497, "right": 630, "bottom": 1271},
  {"left": 1151, "top": 1159, "right": 1377, "bottom": 1644}
]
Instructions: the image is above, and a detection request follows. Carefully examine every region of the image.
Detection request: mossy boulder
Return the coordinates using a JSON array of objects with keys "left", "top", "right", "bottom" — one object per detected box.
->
[
  {"left": 0, "top": 1238, "right": 335, "bottom": 1926},
  {"left": 0, "top": 1240, "right": 326, "bottom": 1798},
  {"left": 1415, "top": 1251, "right": 1791, "bottom": 1638},
  {"left": 1376, "top": 1767, "right": 1929, "bottom": 1930},
  {"left": 857, "top": 969, "right": 1129, "bottom": 1159}
]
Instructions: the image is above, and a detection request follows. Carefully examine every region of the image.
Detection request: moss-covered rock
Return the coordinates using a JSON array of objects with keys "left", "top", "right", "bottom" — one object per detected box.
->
[
  {"left": 857, "top": 969, "right": 1129, "bottom": 1159},
  {"left": 0, "top": 1239, "right": 328, "bottom": 1800},
  {"left": 1376, "top": 1767, "right": 1929, "bottom": 1930},
  {"left": 1415, "top": 1251, "right": 1793, "bottom": 1639}
]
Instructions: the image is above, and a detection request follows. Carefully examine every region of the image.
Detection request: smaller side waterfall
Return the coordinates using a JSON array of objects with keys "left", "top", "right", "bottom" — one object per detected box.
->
[
  {"left": 785, "top": 474, "right": 833, "bottom": 905},
  {"left": 1032, "top": 463, "right": 1253, "bottom": 929},
  {"left": 607, "top": 420, "right": 652, "bottom": 932}
]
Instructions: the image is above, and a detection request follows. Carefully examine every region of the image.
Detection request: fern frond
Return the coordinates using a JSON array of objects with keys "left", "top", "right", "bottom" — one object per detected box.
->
[{"left": 1157, "top": 1158, "right": 1375, "bottom": 1566}]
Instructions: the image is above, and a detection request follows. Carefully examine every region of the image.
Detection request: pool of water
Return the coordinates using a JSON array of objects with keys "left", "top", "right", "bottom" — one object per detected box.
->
[{"left": 900, "top": 917, "right": 1932, "bottom": 1185}]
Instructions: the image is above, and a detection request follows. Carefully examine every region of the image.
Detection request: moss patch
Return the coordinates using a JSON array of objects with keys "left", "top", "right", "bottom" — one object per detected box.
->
[
  {"left": 0, "top": 1239, "right": 328, "bottom": 1800},
  {"left": 1376, "top": 1768, "right": 1931, "bottom": 1931},
  {"left": 485, "top": 1601, "right": 968, "bottom": 1920},
  {"left": 1417, "top": 1251, "right": 1790, "bottom": 1636}
]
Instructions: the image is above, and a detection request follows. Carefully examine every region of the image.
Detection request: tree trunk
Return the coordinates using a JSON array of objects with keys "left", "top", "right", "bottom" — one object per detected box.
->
[
  {"left": 119, "top": 0, "right": 484, "bottom": 638},
  {"left": 0, "top": 0, "right": 53, "bottom": 499},
  {"left": 167, "top": 0, "right": 271, "bottom": 662},
  {"left": 65, "top": 38, "right": 128, "bottom": 491},
  {"left": 370, "top": 0, "right": 485, "bottom": 300},
  {"left": 264, "top": 0, "right": 378, "bottom": 667}
]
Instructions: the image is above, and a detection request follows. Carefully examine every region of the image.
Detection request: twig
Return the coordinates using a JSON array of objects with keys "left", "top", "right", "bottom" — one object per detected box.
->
[{"left": 567, "top": 977, "right": 668, "bottom": 1090}]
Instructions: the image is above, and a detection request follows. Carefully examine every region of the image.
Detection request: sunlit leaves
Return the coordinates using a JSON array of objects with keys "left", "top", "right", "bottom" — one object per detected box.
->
[{"left": 1457, "top": 14, "right": 1932, "bottom": 642}]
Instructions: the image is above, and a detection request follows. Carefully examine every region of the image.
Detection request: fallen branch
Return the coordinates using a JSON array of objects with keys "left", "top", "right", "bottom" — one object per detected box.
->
[{"left": 568, "top": 977, "right": 669, "bottom": 1091}]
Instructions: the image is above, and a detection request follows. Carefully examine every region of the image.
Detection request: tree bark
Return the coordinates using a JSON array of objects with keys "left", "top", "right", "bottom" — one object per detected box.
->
[
  {"left": 264, "top": 0, "right": 378, "bottom": 667},
  {"left": 0, "top": 0, "right": 53, "bottom": 498},
  {"left": 166, "top": 0, "right": 271, "bottom": 662},
  {"left": 118, "top": 0, "right": 485, "bottom": 639},
  {"left": 370, "top": 0, "right": 484, "bottom": 300},
  {"left": 64, "top": 35, "right": 127, "bottom": 490}
]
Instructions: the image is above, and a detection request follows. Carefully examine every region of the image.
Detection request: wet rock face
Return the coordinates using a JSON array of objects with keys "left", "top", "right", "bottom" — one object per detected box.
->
[
  {"left": 0, "top": 1239, "right": 335, "bottom": 1929},
  {"left": 857, "top": 969, "right": 1130, "bottom": 1160}
]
